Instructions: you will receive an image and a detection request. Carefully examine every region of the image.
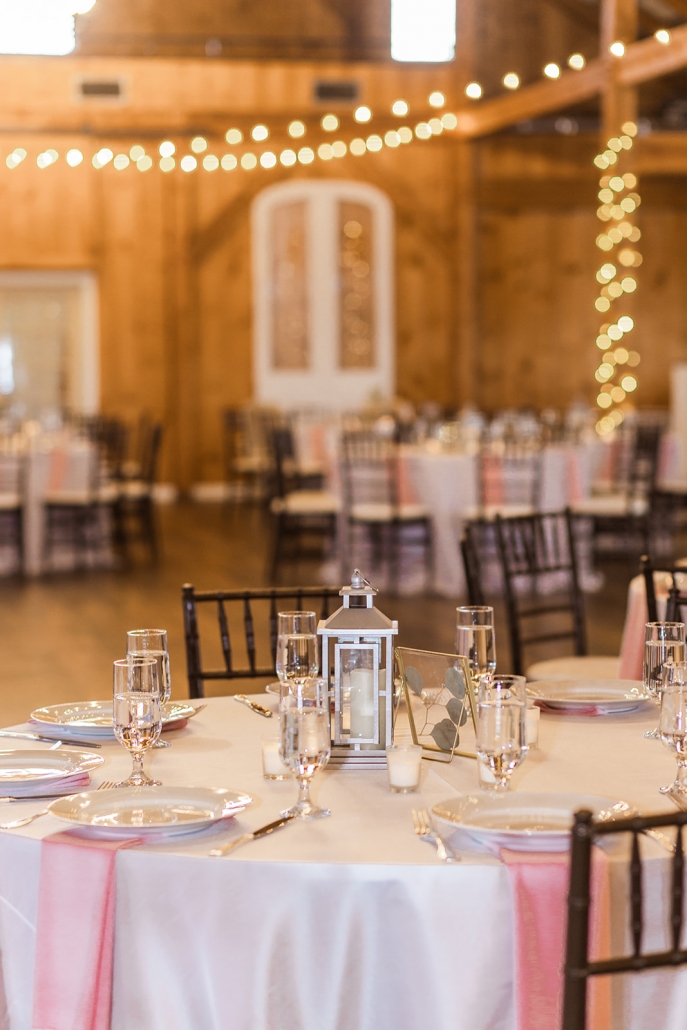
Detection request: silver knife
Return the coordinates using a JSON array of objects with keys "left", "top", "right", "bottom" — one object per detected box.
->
[
  {"left": 0, "top": 730, "right": 102, "bottom": 749},
  {"left": 209, "top": 814, "right": 295, "bottom": 857},
  {"left": 234, "top": 695, "right": 273, "bottom": 718}
]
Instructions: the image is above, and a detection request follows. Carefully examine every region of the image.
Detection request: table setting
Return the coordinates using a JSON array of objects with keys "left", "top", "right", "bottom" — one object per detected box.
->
[{"left": 1, "top": 578, "right": 687, "bottom": 1030}]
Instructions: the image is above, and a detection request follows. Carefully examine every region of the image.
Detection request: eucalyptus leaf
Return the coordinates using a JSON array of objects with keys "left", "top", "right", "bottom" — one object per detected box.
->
[
  {"left": 446, "top": 697, "right": 464, "bottom": 726},
  {"left": 445, "top": 666, "right": 465, "bottom": 699},
  {"left": 430, "top": 718, "right": 459, "bottom": 752},
  {"left": 404, "top": 666, "right": 423, "bottom": 696}
]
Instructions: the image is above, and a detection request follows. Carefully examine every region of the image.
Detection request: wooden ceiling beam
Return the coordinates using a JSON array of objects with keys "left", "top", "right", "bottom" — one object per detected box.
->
[{"left": 454, "top": 21, "right": 687, "bottom": 139}]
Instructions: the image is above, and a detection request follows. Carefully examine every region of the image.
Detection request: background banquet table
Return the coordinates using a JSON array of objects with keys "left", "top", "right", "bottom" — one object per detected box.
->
[{"left": 1, "top": 697, "right": 687, "bottom": 1030}]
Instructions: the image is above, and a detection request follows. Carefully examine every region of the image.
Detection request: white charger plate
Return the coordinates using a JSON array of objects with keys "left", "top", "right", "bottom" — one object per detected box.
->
[
  {"left": 0, "top": 749, "right": 104, "bottom": 793},
  {"left": 432, "top": 792, "right": 634, "bottom": 853},
  {"left": 526, "top": 679, "right": 650, "bottom": 713},
  {"left": 49, "top": 786, "right": 252, "bottom": 839},
  {"left": 30, "top": 701, "right": 199, "bottom": 740}
]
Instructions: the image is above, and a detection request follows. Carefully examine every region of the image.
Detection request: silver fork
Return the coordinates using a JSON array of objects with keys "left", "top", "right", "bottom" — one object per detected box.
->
[
  {"left": 0, "top": 779, "right": 116, "bottom": 830},
  {"left": 412, "top": 809, "right": 458, "bottom": 863}
]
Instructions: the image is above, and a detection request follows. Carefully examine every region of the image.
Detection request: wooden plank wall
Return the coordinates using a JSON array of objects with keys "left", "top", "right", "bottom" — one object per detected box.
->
[{"left": 0, "top": 118, "right": 686, "bottom": 485}]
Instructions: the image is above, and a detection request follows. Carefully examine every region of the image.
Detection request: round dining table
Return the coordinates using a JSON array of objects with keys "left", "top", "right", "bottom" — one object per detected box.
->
[{"left": 1, "top": 695, "right": 686, "bottom": 1030}]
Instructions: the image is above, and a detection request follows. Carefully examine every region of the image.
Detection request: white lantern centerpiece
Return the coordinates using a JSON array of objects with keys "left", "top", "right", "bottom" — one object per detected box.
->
[{"left": 318, "top": 570, "right": 398, "bottom": 768}]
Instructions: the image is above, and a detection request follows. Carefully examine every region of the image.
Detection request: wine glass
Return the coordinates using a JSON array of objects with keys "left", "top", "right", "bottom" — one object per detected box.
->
[
  {"left": 659, "top": 663, "right": 687, "bottom": 796},
  {"left": 456, "top": 606, "right": 496, "bottom": 686},
  {"left": 127, "top": 629, "right": 171, "bottom": 749},
  {"left": 279, "top": 697, "right": 331, "bottom": 819},
  {"left": 113, "top": 656, "right": 162, "bottom": 787},
  {"left": 476, "top": 674, "right": 526, "bottom": 792},
  {"left": 643, "top": 622, "right": 685, "bottom": 739},
  {"left": 275, "top": 612, "right": 319, "bottom": 698}
]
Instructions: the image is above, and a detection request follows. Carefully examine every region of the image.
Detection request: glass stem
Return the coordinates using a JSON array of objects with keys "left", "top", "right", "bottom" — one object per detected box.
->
[
  {"left": 677, "top": 759, "right": 687, "bottom": 792},
  {"left": 297, "top": 774, "right": 312, "bottom": 808},
  {"left": 132, "top": 751, "right": 145, "bottom": 779}
]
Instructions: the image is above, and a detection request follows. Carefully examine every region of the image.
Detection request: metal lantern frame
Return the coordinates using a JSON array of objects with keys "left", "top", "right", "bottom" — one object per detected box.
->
[{"left": 318, "top": 570, "right": 398, "bottom": 769}]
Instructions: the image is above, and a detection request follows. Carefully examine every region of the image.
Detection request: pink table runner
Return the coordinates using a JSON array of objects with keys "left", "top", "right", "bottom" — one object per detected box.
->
[
  {"left": 33, "top": 831, "right": 139, "bottom": 1030},
  {"left": 501, "top": 848, "right": 610, "bottom": 1030}
]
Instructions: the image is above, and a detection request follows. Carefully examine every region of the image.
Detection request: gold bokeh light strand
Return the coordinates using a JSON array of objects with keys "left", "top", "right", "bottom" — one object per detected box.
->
[
  {"left": 1, "top": 101, "right": 460, "bottom": 174},
  {"left": 591, "top": 121, "right": 641, "bottom": 437}
]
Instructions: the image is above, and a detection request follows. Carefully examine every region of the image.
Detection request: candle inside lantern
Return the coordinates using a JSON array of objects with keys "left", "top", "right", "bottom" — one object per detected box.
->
[
  {"left": 350, "top": 667, "right": 375, "bottom": 739},
  {"left": 386, "top": 743, "right": 422, "bottom": 792}
]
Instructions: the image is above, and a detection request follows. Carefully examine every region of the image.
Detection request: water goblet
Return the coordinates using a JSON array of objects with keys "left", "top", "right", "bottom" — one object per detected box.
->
[
  {"left": 476, "top": 674, "right": 526, "bottom": 792},
  {"left": 279, "top": 697, "right": 331, "bottom": 819},
  {"left": 113, "top": 656, "right": 162, "bottom": 787},
  {"left": 127, "top": 629, "right": 172, "bottom": 749},
  {"left": 456, "top": 606, "right": 496, "bottom": 686},
  {"left": 275, "top": 612, "right": 319, "bottom": 699},
  {"left": 659, "top": 665, "right": 687, "bottom": 796},
  {"left": 643, "top": 622, "right": 685, "bottom": 739}
]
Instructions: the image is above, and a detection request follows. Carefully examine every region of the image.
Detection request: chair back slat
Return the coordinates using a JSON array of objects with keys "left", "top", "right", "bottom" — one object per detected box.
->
[
  {"left": 217, "top": 599, "right": 232, "bottom": 673},
  {"left": 630, "top": 831, "right": 643, "bottom": 959},
  {"left": 672, "top": 826, "right": 684, "bottom": 953},
  {"left": 269, "top": 596, "right": 278, "bottom": 663},
  {"left": 244, "top": 596, "right": 257, "bottom": 673},
  {"left": 181, "top": 584, "right": 341, "bottom": 697}
]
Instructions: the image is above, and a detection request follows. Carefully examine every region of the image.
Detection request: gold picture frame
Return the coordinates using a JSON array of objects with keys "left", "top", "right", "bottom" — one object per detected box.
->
[{"left": 395, "top": 646, "right": 478, "bottom": 761}]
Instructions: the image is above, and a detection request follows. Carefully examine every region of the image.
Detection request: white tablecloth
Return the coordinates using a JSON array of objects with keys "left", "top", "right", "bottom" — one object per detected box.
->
[{"left": 1, "top": 696, "right": 687, "bottom": 1030}]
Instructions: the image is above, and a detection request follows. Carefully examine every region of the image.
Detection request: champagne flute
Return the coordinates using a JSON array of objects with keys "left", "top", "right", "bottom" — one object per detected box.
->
[
  {"left": 279, "top": 698, "right": 331, "bottom": 819},
  {"left": 659, "top": 663, "right": 687, "bottom": 796},
  {"left": 127, "top": 629, "right": 171, "bottom": 749},
  {"left": 456, "top": 606, "right": 496, "bottom": 686},
  {"left": 476, "top": 674, "right": 526, "bottom": 792},
  {"left": 275, "top": 612, "right": 319, "bottom": 699},
  {"left": 643, "top": 622, "right": 685, "bottom": 739},
  {"left": 113, "top": 656, "right": 162, "bottom": 787}
]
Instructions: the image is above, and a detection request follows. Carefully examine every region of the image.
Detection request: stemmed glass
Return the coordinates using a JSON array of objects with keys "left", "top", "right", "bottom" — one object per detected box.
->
[
  {"left": 456, "top": 606, "right": 496, "bottom": 686},
  {"left": 476, "top": 674, "right": 526, "bottom": 792},
  {"left": 279, "top": 695, "right": 331, "bottom": 819},
  {"left": 113, "top": 656, "right": 162, "bottom": 787},
  {"left": 127, "top": 629, "right": 171, "bottom": 749},
  {"left": 275, "top": 612, "right": 319, "bottom": 699},
  {"left": 659, "top": 662, "right": 687, "bottom": 797},
  {"left": 643, "top": 622, "right": 685, "bottom": 739}
]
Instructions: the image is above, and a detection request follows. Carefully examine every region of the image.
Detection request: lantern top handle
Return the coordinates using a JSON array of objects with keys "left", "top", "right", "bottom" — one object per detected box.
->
[{"left": 341, "top": 569, "right": 377, "bottom": 608}]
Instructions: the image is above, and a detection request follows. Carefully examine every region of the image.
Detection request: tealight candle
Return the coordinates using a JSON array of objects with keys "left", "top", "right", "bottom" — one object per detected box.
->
[
  {"left": 386, "top": 743, "right": 422, "bottom": 793},
  {"left": 261, "top": 737, "right": 291, "bottom": 780}
]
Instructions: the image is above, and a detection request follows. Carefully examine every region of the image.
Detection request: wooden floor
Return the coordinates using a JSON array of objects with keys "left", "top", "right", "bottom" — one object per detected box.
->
[{"left": 0, "top": 501, "right": 642, "bottom": 726}]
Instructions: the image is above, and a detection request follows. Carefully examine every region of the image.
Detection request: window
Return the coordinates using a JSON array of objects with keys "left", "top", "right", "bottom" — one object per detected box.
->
[
  {"left": 0, "top": 0, "right": 95, "bottom": 56},
  {"left": 391, "top": 0, "right": 456, "bottom": 63}
]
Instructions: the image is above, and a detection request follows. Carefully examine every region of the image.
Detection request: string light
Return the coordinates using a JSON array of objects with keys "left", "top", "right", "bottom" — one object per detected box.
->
[
  {"left": 465, "top": 82, "right": 482, "bottom": 99},
  {"left": 391, "top": 100, "right": 409, "bottom": 116},
  {"left": 609, "top": 41, "right": 625, "bottom": 57},
  {"left": 593, "top": 121, "right": 641, "bottom": 435},
  {"left": 543, "top": 63, "right": 560, "bottom": 79},
  {"left": 503, "top": 73, "right": 520, "bottom": 89},
  {"left": 568, "top": 54, "right": 585, "bottom": 70},
  {"left": 655, "top": 29, "right": 670, "bottom": 44}
]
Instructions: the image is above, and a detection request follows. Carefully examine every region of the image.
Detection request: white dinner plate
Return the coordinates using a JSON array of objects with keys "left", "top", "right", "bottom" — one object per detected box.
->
[
  {"left": 30, "top": 701, "right": 200, "bottom": 740},
  {"left": 0, "top": 749, "right": 104, "bottom": 791},
  {"left": 49, "top": 785, "right": 252, "bottom": 839},
  {"left": 432, "top": 792, "right": 634, "bottom": 853},
  {"left": 526, "top": 679, "right": 650, "bottom": 713}
]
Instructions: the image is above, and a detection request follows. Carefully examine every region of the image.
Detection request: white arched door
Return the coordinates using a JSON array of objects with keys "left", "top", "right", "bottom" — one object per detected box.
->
[{"left": 252, "top": 179, "right": 394, "bottom": 410}]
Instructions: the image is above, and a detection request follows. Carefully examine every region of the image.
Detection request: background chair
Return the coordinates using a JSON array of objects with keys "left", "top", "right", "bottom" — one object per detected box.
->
[
  {"left": 463, "top": 510, "right": 619, "bottom": 679},
  {"left": 563, "top": 807, "right": 687, "bottom": 1030},
  {"left": 267, "top": 425, "right": 340, "bottom": 582},
  {"left": 0, "top": 452, "right": 23, "bottom": 575},
  {"left": 571, "top": 421, "right": 664, "bottom": 559},
  {"left": 341, "top": 431, "right": 432, "bottom": 594},
  {"left": 182, "top": 583, "right": 341, "bottom": 698},
  {"left": 114, "top": 422, "right": 163, "bottom": 561}
]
